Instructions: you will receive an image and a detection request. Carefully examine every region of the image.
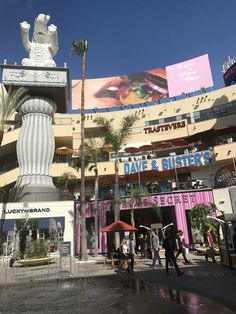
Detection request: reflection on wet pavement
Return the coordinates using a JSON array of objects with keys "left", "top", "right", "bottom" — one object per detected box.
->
[
  {"left": 118, "top": 274, "right": 234, "bottom": 313},
  {"left": 0, "top": 275, "right": 234, "bottom": 313}
]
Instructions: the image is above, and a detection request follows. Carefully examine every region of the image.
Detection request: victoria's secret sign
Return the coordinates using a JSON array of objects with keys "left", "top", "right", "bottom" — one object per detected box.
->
[{"left": 144, "top": 121, "right": 186, "bottom": 134}]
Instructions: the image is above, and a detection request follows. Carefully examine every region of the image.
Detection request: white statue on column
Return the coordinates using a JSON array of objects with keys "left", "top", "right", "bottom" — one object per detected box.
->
[{"left": 20, "top": 13, "right": 58, "bottom": 67}]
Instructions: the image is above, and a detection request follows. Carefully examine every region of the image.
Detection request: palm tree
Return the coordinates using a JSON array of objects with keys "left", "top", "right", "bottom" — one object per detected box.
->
[
  {"left": 54, "top": 172, "right": 77, "bottom": 199},
  {"left": 72, "top": 40, "right": 88, "bottom": 260},
  {"left": 84, "top": 138, "right": 104, "bottom": 257},
  {"left": 72, "top": 138, "right": 104, "bottom": 257},
  {"left": 129, "top": 184, "right": 148, "bottom": 228},
  {"left": 95, "top": 115, "right": 139, "bottom": 247},
  {"left": 0, "top": 85, "right": 29, "bottom": 146},
  {"left": 189, "top": 203, "right": 219, "bottom": 240}
]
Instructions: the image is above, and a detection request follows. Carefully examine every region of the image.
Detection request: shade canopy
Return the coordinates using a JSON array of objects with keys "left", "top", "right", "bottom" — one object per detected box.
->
[
  {"left": 124, "top": 141, "right": 154, "bottom": 153},
  {"left": 55, "top": 146, "right": 74, "bottom": 155},
  {"left": 124, "top": 146, "right": 140, "bottom": 153},
  {"left": 100, "top": 220, "right": 138, "bottom": 232},
  {"left": 172, "top": 138, "right": 188, "bottom": 147}
]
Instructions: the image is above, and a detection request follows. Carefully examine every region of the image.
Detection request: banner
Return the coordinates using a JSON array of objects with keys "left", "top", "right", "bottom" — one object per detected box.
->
[
  {"left": 72, "top": 54, "right": 213, "bottom": 110},
  {"left": 166, "top": 54, "right": 213, "bottom": 97}
]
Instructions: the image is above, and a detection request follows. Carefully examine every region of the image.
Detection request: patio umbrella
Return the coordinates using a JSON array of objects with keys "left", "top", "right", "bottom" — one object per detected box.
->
[
  {"left": 124, "top": 141, "right": 153, "bottom": 153},
  {"left": 124, "top": 146, "right": 140, "bottom": 153},
  {"left": 55, "top": 146, "right": 74, "bottom": 155},
  {"left": 103, "top": 144, "right": 114, "bottom": 153},
  {"left": 158, "top": 141, "right": 173, "bottom": 148},
  {"left": 100, "top": 220, "right": 138, "bottom": 232},
  {"left": 139, "top": 143, "right": 155, "bottom": 151},
  {"left": 172, "top": 138, "right": 188, "bottom": 147}
]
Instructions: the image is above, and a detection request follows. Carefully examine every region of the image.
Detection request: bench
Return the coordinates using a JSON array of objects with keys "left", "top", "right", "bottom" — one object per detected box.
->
[{"left": 104, "top": 253, "right": 141, "bottom": 269}]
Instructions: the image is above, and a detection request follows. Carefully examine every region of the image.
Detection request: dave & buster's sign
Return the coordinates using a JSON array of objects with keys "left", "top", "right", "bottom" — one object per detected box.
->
[{"left": 124, "top": 150, "right": 211, "bottom": 175}]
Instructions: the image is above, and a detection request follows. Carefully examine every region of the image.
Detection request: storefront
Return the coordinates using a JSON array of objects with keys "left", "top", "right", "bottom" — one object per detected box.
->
[
  {"left": 76, "top": 189, "right": 214, "bottom": 254},
  {"left": 0, "top": 201, "right": 74, "bottom": 257}
]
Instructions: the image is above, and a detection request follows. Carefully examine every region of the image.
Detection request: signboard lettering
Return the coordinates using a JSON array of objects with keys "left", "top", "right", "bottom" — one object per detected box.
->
[
  {"left": 3, "top": 208, "right": 50, "bottom": 214},
  {"left": 60, "top": 241, "right": 71, "bottom": 257},
  {"left": 144, "top": 121, "right": 186, "bottom": 134},
  {"left": 124, "top": 150, "right": 211, "bottom": 175}
]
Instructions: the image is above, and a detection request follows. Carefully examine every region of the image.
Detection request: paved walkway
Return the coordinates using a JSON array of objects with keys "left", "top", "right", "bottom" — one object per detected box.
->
[{"left": 0, "top": 252, "right": 236, "bottom": 313}]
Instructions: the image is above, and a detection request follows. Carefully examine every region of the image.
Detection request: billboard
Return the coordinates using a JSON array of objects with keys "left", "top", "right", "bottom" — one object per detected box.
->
[
  {"left": 223, "top": 62, "right": 236, "bottom": 87},
  {"left": 72, "top": 54, "right": 213, "bottom": 110},
  {"left": 166, "top": 54, "right": 213, "bottom": 97}
]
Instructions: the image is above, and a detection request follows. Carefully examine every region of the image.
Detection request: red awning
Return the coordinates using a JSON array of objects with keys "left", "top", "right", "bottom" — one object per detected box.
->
[
  {"left": 124, "top": 146, "right": 140, "bottom": 153},
  {"left": 172, "top": 138, "right": 188, "bottom": 146},
  {"left": 158, "top": 141, "right": 173, "bottom": 148},
  {"left": 139, "top": 144, "right": 155, "bottom": 151},
  {"left": 100, "top": 220, "right": 138, "bottom": 232}
]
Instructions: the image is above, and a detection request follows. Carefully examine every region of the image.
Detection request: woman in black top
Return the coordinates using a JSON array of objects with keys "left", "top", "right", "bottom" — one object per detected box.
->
[{"left": 163, "top": 231, "right": 183, "bottom": 277}]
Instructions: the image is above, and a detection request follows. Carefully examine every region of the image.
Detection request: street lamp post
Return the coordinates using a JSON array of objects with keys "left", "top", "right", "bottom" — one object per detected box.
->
[
  {"left": 174, "top": 165, "right": 179, "bottom": 190},
  {"left": 138, "top": 169, "right": 141, "bottom": 188}
]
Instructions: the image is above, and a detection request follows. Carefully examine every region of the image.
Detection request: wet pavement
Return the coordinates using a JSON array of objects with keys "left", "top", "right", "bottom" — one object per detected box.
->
[{"left": 0, "top": 253, "right": 236, "bottom": 313}]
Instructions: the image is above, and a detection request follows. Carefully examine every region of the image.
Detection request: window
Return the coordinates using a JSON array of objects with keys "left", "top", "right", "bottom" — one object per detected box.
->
[{"left": 194, "top": 101, "right": 236, "bottom": 123}]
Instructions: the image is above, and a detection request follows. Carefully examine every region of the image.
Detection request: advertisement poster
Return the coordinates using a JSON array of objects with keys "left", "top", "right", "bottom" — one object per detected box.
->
[
  {"left": 166, "top": 54, "right": 213, "bottom": 97},
  {"left": 72, "top": 54, "right": 213, "bottom": 110},
  {"left": 72, "top": 68, "right": 168, "bottom": 109}
]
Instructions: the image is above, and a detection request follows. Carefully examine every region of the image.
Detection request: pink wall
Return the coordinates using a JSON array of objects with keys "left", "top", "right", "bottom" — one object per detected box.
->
[{"left": 75, "top": 189, "right": 214, "bottom": 253}]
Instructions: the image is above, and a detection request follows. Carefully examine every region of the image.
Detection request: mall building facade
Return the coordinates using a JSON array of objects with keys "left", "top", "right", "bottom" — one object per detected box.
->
[{"left": 1, "top": 79, "right": 236, "bottom": 255}]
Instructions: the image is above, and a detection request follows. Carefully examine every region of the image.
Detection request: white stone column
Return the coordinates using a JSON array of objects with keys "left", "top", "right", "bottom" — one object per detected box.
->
[{"left": 12, "top": 96, "right": 59, "bottom": 201}]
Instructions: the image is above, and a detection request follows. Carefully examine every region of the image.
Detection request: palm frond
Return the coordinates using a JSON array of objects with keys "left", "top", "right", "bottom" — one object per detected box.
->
[
  {"left": 94, "top": 115, "right": 138, "bottom": 153},
  {"left": 94, "top": 116, "right": 114, "bottom": 137},
  {"left": 119, "top": 115, "right": 139, "bottom": 143},
  {"left": 71, "top": 40, "right": 88, "bottom": 56},
  {"left": 71, "top": 154, "right": 91, "bottom": 171},
  {"left": 0, "top": 85, "right": 29, "bottom": 130}
]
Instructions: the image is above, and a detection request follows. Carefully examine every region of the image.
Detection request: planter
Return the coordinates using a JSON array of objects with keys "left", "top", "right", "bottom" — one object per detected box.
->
[
  {"left": 17, "top": 257, "right": 55, "bottom": 266},
  {"left": 196, "top": 247, "right": 220, "bottom": 255}
]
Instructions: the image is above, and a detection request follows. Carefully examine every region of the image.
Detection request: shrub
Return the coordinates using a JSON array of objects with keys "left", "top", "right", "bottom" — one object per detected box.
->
[{"left": 25, "top": 239, "right": 47, "bottom": 259}]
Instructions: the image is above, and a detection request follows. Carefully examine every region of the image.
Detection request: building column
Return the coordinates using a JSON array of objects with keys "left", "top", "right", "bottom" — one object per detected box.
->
[{"left": 11, "top": 96, "right": 59, "bottom": 201}]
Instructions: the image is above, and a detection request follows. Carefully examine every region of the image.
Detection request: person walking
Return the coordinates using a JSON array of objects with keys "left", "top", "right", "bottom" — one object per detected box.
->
[
  {"left": 205, "top": 227, "right": 216, "bottom": 262},
  {"left": 175, "top": 230, "right": 190, "bottom": 263},
  {"left": 163, "top": 231, "right": 183, "bottom": 277},
  {"left": 127, "top": 233, "right": 136, "bottom": 273},
  {"left": 138, "top": 234, "right": 146, "bottom": 258},
  {"left": 150, "top": 230, "right": 162, "bottom": 269},
  {"left": 146, "top": 232, "right": 152, "bottom": 259}
]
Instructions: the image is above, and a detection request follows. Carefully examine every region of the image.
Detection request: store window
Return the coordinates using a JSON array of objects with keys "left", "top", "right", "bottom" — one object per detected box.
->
[{"left": 0, "top": 217, "right": 65, "bottom": 256}]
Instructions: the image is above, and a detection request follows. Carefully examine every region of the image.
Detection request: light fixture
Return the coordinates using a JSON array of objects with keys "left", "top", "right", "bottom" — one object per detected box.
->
[
  {"left": 162, "top": 223, "right": 174, "bottom": 231},
  {"left": 206, "top": 215, "right": 225, "bottom": 224},
  {"left": 140, "top": 225, "right": 151, "bottom": 230}
]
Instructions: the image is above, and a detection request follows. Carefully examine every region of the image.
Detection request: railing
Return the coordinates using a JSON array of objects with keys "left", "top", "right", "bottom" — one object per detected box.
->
[{"left": 0, "top": 161, "right": 18, "bottom": 174}]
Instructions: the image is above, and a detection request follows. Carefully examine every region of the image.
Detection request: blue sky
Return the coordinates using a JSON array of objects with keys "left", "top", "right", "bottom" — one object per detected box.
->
[{"left": 0, "top": 0, "right": 236, "bottom": 90}]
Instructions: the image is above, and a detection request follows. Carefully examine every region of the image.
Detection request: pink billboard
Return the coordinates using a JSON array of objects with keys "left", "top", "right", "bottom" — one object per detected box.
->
[
  {"left": 72, "top": 54, "right": 213, "bottom": 110},
  {"left": 166, "top": 54, "right": 214, "bottom": 97}
]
